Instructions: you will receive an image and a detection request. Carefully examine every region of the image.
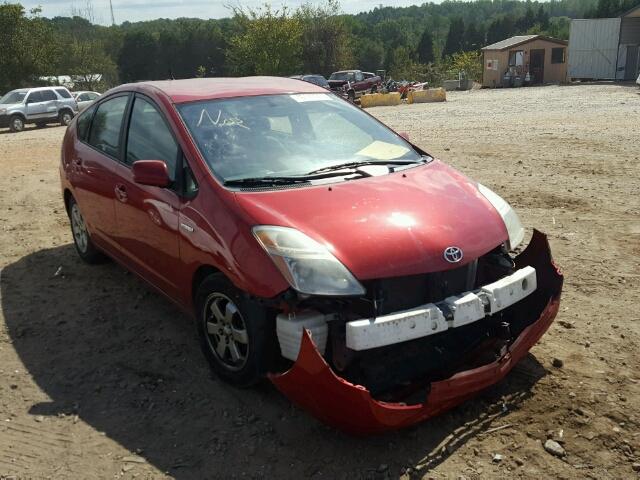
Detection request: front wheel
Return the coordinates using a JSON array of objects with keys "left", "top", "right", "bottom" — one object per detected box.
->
[
  {"left": 347, "top": 90, "right": 356, "bottom": 103},
  {"left": 68, "top": 196, "right": 105, "bottom": 264},
  {"left": 9, "top": 115, "right": 24, "bottom": 133},
  {"left": 195, "top": 274, "right": 277, "bottom": 387}
]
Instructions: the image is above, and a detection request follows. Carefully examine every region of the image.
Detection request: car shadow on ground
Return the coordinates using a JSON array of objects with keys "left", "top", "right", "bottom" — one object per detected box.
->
[
  {"left": 0, "top": 124, "right": 64, "bottom": 135},
  {"left": 1, "top": 244, "right": 548, "bottom": 479}
]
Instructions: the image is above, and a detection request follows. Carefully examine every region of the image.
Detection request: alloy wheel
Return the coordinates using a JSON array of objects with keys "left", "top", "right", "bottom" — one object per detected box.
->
[
  {"left": 203, "top": 293, "right": 249, "bottom": 371},
  {"left": 11, "top": 117, "right": 24, "bottom": 132},
  {"left": 70, "top": 203, "right": 88, "bottom": 253}
]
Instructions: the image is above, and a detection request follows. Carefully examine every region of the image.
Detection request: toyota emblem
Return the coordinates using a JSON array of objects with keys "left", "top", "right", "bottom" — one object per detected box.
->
[{"left": 443, "top": 246, "right": 464, "bottom": 263}]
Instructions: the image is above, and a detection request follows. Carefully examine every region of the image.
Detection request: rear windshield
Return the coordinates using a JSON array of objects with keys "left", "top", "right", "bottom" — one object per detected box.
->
[
  {"left": 0, "top": 91, "right": 26, "bottom": 104},
  {"left": 177, "top": 93, "right": 421, "bottom": 182}
]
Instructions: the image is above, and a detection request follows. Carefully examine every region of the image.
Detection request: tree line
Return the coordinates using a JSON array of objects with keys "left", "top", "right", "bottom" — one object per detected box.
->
[{"left": 2, "top": 0, "right": 635, "bottom": 94}]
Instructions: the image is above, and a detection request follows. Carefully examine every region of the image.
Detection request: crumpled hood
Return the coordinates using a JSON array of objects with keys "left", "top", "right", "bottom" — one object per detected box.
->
[{"left": 234, "top": 161, "right": 509, "bottom": 280}]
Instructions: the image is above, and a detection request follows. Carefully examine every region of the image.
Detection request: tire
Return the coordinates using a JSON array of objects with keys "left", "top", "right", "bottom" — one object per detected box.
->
[
  {"left": 59, "top": 110, "right": 73, "bottom": 127},
  {"left": 195, "top": 274, "right": 277, "bottom": 387},
  {"left": 9, "top": 115, "right": 25, "bottom": 133},
  {"left": 370, "top": 85, "right": 378, "bottom": 94},
  {"left": 347, "top": 90, "right": 356, "bottom": 103},
  {"left": 67, "top": 196, "right": 105, "bottom": 264}
]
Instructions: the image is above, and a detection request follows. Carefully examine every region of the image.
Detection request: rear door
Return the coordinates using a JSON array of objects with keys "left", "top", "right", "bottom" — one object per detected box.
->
[
  {"left": 39, "top": 89, "right": 60, "bottom": 120},
  {"left": 70, "top": 94, "right": 130, "bottom": 253},
  {"left": 111, "top": 94, "right": 184, "bottom": 299}
]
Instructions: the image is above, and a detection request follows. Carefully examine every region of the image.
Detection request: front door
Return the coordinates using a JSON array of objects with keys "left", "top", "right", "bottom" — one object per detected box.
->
[
  {"left": 25, "top": 91, "right": 47, "bottom": 120},
  {"left": 112, "top": 94, "right": 183, "bottom": 299},
  {"left": 530, "top": 49, "right": 545, "bottom": 85}
]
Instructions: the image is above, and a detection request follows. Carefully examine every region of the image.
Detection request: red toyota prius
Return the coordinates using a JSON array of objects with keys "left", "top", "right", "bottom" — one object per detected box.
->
[{"left": 59, "top": 77, "right": 563, "bottom": 435}]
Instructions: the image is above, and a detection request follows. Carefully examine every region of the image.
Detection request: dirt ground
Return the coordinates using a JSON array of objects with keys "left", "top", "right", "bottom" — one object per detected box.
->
[{"left": 1, "top": 83, "right": 639, "bottom": 480}]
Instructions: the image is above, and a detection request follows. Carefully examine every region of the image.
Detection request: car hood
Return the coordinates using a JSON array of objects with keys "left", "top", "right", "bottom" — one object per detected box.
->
[
  {"left": 233, "top": 161, "right": 509, "bottom": 280},
  {"left": 0, "top": 103, "right": 21, "bottom": 109}
]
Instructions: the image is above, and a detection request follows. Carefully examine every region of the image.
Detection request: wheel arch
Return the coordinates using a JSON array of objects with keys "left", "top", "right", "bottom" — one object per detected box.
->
[
  {"left": 63, "top": 189, "right": 74, "bottom": 215},
  {"left": 9, "top": 112, "right": 26, "bottom": 120},
  {"left": 192, "top": 264, "right": 223, "bottom": 305}
]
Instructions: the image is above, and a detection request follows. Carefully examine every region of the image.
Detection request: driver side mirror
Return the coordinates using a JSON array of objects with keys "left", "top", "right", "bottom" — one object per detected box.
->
[{"left": 132, "top": 160, "right": 171, "bottom": 188}]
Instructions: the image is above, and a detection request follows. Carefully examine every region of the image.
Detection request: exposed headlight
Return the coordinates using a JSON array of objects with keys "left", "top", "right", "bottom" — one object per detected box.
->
[
  {"left": 478, "top": 184, "right": 525, "bottom": 250},
  {"left": 253, "top": 226, "right": 365, "bottom": 296}
]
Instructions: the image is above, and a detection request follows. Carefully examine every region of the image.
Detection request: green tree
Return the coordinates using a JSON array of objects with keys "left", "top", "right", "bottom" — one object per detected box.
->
[
  {"left": 0, "top": 4, "right": 57, "bottom": 92},
  {"left": 536, "top": 5, "right": 550, "bottom": 30},
  {"left": 117, "top": 30, "right": 160, "bottom": 82},
  {"left": 417, "top": 29, "right": 435, "bottom": 64},
  {"left": 463, "top": 22, "right": 485, "bottom": 51},
  {"left": 443, "top": 17, "right": 465, "bottom": 58},
  {"left": 226, "top": 5, "right": 303, "bottom": 76},
  {"left": 356, "top": 39, "right": 384, "bottom": 72},
  {"left": 296, "top": 0, "right": 352, "bottom": 76}
]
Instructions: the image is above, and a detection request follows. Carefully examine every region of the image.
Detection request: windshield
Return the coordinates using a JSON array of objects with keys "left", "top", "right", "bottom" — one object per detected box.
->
[
  {"left": 177, "top": 93, "right": 422, "bottom": 182},
  {"left": 329, "top": 72, "right": 354, "bottom": 82},
  {"left": 0, "top": 91, "right": 26, "bottom": 104}
]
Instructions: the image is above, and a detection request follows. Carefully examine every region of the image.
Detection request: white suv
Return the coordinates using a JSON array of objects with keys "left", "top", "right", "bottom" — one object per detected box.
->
[{"left": 0, "top": 86, "right": 78, "bottom": 132}]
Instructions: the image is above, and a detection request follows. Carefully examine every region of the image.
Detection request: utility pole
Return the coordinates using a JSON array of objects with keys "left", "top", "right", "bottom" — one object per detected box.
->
[{"left": 109, "top": 0, "right": 115, "bottom": 25}]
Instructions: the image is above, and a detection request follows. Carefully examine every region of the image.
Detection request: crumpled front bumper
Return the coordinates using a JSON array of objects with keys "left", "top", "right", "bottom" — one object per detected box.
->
[{"left": 269, "top": 230, "right": 563, "bottom": 435}]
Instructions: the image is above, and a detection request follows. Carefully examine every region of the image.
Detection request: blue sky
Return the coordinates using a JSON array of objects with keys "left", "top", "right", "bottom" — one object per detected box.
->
[{"left": 24, "top": 0, "right": 437, "bottom": 24}]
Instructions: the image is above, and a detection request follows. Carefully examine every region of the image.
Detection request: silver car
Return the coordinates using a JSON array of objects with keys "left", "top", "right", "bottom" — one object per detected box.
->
[
  {"left": 72, "top": 91, "right": 101, "bottom": 111},
  {"left": 0, "top": 86, "right": 78, "bottom": 132}
]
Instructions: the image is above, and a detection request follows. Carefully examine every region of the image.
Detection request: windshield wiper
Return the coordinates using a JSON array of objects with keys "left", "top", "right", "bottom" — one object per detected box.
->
[
  {"left": 307, "top": 159, "right": 427, "bottom": 175},
  {"left": 223, "top": 176, "right": 311, "bottom": 187}
]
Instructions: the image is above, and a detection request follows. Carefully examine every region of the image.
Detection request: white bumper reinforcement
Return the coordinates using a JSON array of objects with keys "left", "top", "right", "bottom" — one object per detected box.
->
[{"left": 345, "top": 266, "right": 537, "bottom": 351}]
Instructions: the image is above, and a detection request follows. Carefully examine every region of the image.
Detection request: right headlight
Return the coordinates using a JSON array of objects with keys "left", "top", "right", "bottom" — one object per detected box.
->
[
  {"left": 478, "top": 184, "right": 525, "bottom": 250},
  {"left": 253, "top": 226, "right": 365, "bottom": 297}
]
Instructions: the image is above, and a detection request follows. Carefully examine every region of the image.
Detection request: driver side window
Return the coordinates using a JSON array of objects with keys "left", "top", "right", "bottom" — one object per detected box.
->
[
  {"left": 125, "top": 97, "right": 178, "bottom": 181},
  {"left": 88, "top": 95, "right": 128, "bottom": 158},
  {"left": 355, "top": 72, "right": 364, "bottom": 82}
]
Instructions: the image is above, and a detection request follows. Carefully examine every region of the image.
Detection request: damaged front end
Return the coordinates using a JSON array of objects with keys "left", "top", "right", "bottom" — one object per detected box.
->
[{"left": 268, "top": 230, "right": 563, "bottom": 435}]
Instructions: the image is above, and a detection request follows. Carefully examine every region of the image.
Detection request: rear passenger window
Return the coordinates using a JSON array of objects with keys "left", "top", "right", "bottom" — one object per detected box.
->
[
  {"left": 55, "top": 88, "right": 72, "bottom": 98},
  {"left": 126, "top": 97, "right": 178, "bottom": 180},
  {"left": 88, "top": 96, "right": 128, "bottom": 158},
  {"left": 76, "top": 105, "right": 95, "bottom": 141},
  {"left": 41, "top": 90, "right": 57, "bottom": 101}
]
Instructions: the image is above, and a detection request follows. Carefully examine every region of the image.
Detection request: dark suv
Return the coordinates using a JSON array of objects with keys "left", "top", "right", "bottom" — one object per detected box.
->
[{"left": 0, "top": 86, "right": 78, "bottom": 132}]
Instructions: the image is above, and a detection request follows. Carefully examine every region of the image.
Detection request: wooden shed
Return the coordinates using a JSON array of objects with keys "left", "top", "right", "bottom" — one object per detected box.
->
[{"left": 481, "top": 35, "right": 568, "bottom": 88}]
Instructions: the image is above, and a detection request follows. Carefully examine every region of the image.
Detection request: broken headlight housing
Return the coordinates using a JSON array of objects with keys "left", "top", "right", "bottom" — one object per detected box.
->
[
  {"left": 253, "top": 226, "right": 365, "bottom": 297},
  {"left": 478, "top": 184, "right": 525, "bottom": 250}
]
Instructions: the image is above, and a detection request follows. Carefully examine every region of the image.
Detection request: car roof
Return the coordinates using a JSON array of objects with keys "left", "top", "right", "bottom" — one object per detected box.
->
[{"left": 117, "top": 77, "right": 327, "bottom": 104}]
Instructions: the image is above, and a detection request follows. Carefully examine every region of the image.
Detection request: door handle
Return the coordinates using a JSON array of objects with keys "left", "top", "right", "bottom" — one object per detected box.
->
[{"left": 114, "top": 184, "right": 128, "bottom": 202}]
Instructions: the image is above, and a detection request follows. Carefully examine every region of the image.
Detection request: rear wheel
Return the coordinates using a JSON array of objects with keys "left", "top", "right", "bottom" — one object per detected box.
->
[
  {"left": 59, "top": 110, "right": 73, "bottom": 126},
  {"left": 68, "top": 196, "right": 105, "bottom": 264},
  {"left": 195, "top": 274, "right": 277, "bottom": 386},
  {"left": 9, "top": 115, "right": 24, "bottom": 133}
]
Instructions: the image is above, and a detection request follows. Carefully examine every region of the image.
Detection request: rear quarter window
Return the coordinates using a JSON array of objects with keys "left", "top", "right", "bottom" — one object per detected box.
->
[{"left": 76, "top": 105, "right": 95, "bottom": 141}]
